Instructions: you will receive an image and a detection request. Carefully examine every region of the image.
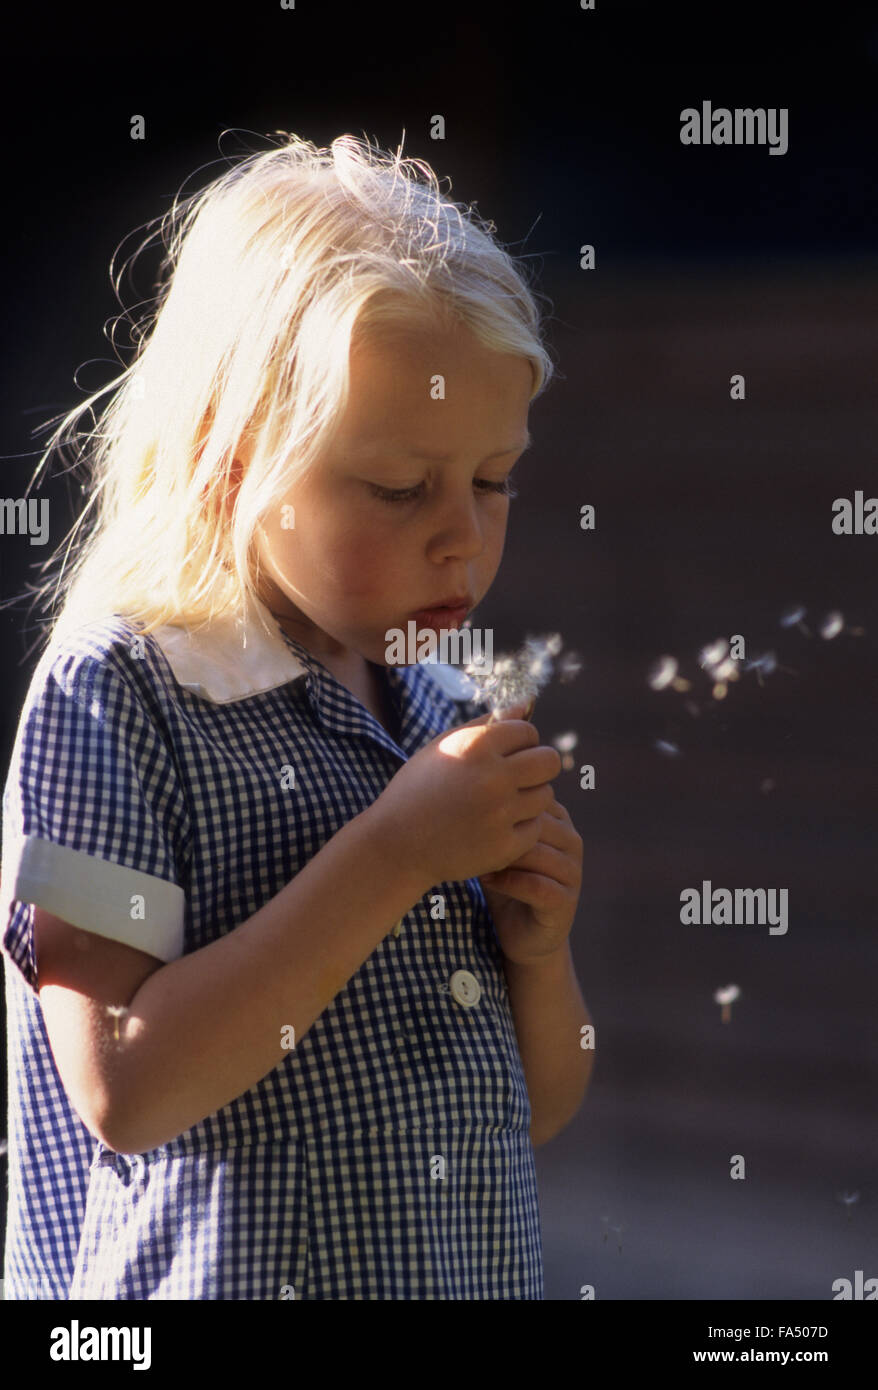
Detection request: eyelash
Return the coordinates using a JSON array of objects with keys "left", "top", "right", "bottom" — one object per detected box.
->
[{"left": 368, "top": 478, "right": 519, "bottom": 504}]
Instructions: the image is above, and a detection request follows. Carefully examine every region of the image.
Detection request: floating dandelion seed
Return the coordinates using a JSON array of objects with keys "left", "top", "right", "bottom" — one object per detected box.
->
[
  {"left": 0, "top": 1135, "right": 7, "bottom": 1158},
  {"left": 106, "top": 1004, "right": 128, "bottom": 1042},
  {"left": 744, "top": 651, "right": 777, "bottom": 687},
  {"left": 462, "top": 632, "right": 575, "bottom": 722},
  {"left": 743, "top": 650, "right": 798, "bottom": 687},
  {"left": 699, "top": 639, "right": 729, "bottom": 672},
  {"left": 760, "top": 777, "right": 776, "bottom": 794},
  {"left": 599, "top": 1210, "right": 624, "bottom": 1251},
  {"left": 558, "top": 650, "right": 583, "bottom": 683},
  {"left": 837, "top": 1191, "right": 860, "bottom": 1220},
  {"left": 819, "top": 610, "right": 865, "bottom": 640},
  {"left": 697, "top": 640, "right": 745, "bottom": 699},
  {"left": 746, "top": 651, "right": 775, "bottom": 677},
  {"left": 648, "top": 656, "right": 691, "bottom": 692},
  {"left": 648, "top": 656, "right": 678, "bottom": 691},
  {"left": 654, "top": 739, "right": 681, "bottom": 758},
  {"left": 780, "top": 604, "right": 811, "bottom": 637},
  {"left": 711, "top": 655, "right": 743, "bottom": 701},
  {"left": 713, "top": 984, "right": 741, "bottom": 1023},
  {"left": 552, "top": 730, "right": 579, "bottom": 771},
  {"left": 712, "top": 658, "right": 740, "bottom": 683}
]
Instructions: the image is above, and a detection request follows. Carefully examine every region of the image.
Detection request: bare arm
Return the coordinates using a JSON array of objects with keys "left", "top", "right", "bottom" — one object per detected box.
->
[
  {"left": 502, "top": 943, "right": 594, "bottom": 1146},
  {"left": 37, "top": 800, "right": 431, "bottom": 1155}
]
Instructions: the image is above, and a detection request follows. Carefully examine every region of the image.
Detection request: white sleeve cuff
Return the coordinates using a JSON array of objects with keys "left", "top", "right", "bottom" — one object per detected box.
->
[{"left": 2, "top": 834, "right": 185, "bottom": 962}]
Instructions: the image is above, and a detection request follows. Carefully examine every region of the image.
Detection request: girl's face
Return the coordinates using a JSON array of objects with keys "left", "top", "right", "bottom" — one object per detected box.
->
[{"left": 252, "top": 317, "right": 534, "bottom": 668}]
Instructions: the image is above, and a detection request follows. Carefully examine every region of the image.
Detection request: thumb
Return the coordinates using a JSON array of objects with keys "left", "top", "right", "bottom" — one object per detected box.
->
[
  {"left": 457, "top": 698, "right": 532, "bottom": 728},
  {"left": 456, "top": 708, "right": 494, "bottom": 728},
  {"left": 492, "top": 698, "right": 534, "bottom": 722}
]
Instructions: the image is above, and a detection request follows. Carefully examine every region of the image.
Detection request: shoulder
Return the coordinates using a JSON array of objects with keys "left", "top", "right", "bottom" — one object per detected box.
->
[
  {"left": 10, "top": 616, "right": 185, "bottom": 762},
  {"left": 29, "top": 615, "right": 175, "bottom": 705}
]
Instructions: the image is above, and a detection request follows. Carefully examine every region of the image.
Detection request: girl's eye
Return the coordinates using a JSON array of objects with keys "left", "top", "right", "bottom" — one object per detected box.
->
[{"left": 368, "top": 477, "right": 519, "bottom": 504}]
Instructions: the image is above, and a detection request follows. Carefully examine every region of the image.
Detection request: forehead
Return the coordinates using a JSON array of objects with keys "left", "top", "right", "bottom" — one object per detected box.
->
[{"left": 343, "top": 322, "right": 533, "bottom": 444}]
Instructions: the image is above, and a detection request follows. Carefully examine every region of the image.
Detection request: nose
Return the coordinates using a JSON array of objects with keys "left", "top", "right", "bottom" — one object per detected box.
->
[{"left": 427, "top": 490, "right": 492, "bottom": 562}]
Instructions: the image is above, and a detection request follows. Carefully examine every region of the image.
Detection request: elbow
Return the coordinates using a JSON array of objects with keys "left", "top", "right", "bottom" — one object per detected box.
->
[
  {"left": 530, "top": 1116, "right": 573, "bottom": 1149},
  {"left": 99, "top": 1091, "right": 179, "bottom": 1156},
  {"left": 67, "top": 1086, "right": 129, "bottom": 1155},
  {"left": 97, "top": 1125, "right": 131, "bottom": 1156},
  {"left": 530, "top": 1091, "right": 590, "bottom": 1149},
  {"left": 530, "top": 1123, "right": 560, "bottom": 1149},
  {"left": 92, "top": 1104, "right": 130, "bottom": 1155},
  {"left": 94, "top": 1090, "right": 145, "bottom": 1156},
  {"left": 98, "top": 1106, "right": 152, "bottom": 1156}
]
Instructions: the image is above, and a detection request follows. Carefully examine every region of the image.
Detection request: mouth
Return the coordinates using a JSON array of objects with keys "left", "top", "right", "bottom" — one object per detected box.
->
[{"left": 410, "top": 597, "right": 473, "bottom": 629}]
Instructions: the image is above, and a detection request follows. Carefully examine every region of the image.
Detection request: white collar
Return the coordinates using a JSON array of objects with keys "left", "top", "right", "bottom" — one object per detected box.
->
[{"left": 150, "top": 592, "right": 477, "bottom": 705}]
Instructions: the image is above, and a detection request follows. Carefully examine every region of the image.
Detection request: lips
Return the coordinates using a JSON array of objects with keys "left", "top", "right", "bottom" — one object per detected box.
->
[
  {"left": 415, "top": 595, "right": 473, "bottom": 612},
  {"left": 411, "top": 604, "right": 469, "bottom": 628},
  {"left": 409, "top": 593, "right": 474, "bottom": 634}
]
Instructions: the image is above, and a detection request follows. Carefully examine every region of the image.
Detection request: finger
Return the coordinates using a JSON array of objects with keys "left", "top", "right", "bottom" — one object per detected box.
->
[
  {"left": 542, "top": 800, "right": 579, "bottom": 840},
  {"left": 530, "top": 806, "right": 581, "bottom": 853},
  {"left": 510, "top": 745, "right": 563, "bottom": 788},
  {"left": 482, "top": 865, "right": 571, "bottom": 906},
  {"left": 489, "top": 839, "right": 579, "bottom": 887}
]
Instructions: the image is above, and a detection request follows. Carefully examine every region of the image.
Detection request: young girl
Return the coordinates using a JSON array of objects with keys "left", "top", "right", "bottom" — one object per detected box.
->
[{"left": 1, "top": 132, "right": 589, "bottom": 1299}]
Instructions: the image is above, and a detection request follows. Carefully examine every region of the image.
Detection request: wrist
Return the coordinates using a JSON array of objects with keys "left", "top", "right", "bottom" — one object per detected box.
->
[
  {"left": 501, "top": 940, "right": 573, "bottom": 976},
  {"left": 360, "top": 798, "right": 436, "bottom": 902}
]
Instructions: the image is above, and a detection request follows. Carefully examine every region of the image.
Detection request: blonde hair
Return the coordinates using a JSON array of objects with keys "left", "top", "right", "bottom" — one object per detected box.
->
[{"left": 12, "top": 130, "right": 556, "bottom": 657}]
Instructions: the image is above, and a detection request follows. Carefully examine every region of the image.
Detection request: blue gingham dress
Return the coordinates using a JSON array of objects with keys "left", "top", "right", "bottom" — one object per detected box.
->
[{"left": 1, "top": 596, "right": 543, "bottom": 1299}]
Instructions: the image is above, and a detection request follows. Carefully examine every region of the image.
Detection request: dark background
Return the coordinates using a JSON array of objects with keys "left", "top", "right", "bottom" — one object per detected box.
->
[{"left": 1, "top": 2, "right": 877, "bottom": 1300}]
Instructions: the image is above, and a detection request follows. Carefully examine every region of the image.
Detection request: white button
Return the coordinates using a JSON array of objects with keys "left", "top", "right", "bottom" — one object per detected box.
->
[{"left": 449, "top": 970, "right": 481, "bottom": 1007}]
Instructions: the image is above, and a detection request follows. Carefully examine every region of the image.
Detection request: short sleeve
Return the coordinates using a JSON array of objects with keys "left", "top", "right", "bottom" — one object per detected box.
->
[{"left": 0, "top": 633, "right": 189, "bottom": 994}]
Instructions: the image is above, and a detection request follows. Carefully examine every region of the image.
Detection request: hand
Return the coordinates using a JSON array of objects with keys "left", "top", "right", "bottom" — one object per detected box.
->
[
  {"left": 479, "top": 795, "right": 582, "bottom": 966},
  {"left": 374, "top": 700, "right": 559, "bottom": 887}
]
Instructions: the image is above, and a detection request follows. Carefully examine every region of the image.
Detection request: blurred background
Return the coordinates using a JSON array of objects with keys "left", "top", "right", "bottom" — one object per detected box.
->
[{"left": 1, "top": 1, "right": 877, "bottom": 1299}]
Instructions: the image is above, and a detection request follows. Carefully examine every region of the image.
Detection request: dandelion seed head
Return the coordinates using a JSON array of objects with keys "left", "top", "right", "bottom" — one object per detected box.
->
[{"left": 463, "top": 632, "right": 570, "bottom": 716}]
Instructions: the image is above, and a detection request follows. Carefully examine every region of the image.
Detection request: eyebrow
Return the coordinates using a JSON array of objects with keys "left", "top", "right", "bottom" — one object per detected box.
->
[{"left": 401, "top": 432, "right": 532, "bottom": 464}]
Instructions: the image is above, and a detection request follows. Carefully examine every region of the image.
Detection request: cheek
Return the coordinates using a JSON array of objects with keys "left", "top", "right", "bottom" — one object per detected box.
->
[{"left": 328, "top": 529, "right": 395, "bottom": 599}]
